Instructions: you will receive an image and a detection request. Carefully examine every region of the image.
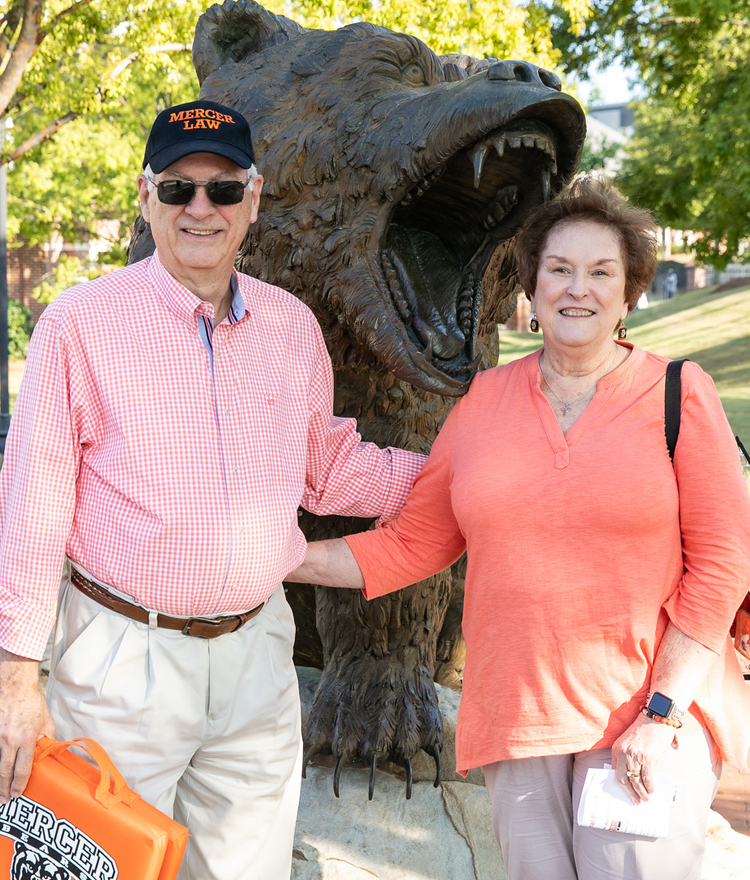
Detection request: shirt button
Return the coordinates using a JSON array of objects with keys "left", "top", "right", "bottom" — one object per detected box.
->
[{"left": 232, "top": 466, "right": 239, "bottom": 474}]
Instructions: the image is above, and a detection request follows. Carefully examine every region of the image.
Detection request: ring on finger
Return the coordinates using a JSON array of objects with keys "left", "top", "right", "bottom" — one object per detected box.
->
[{"left": 626, "top": 770, "right": 641, "bottom": 779}]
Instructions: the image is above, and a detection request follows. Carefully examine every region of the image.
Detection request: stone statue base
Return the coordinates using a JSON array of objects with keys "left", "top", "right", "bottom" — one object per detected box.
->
[{"left": 294, "top": 768, "right": 502, "bottom": 880}]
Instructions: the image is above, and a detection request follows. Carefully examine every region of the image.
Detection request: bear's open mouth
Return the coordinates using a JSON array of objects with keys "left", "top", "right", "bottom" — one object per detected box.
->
[{"left": 380, "top": 119, "right": 559, "bottom": 385}]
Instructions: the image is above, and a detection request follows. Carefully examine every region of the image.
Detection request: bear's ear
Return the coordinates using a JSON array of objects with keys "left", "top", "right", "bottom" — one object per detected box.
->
[{"left": 193, "top": 0, "right": 305, "bottom": 85}]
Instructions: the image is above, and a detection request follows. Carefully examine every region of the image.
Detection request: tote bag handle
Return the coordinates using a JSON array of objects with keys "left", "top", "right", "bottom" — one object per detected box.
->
[{"left": 35, "top": 735, "right": 140, "bottom": 809}]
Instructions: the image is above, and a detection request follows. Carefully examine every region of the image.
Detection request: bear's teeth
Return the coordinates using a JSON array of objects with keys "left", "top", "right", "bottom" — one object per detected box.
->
[
  {"left": 471, "top": 143, "right": 489, "bottom": 189},
  {"left": 483, "top": 185, "right": 520, "bottom": 229},
  {"left": 468, "top": 131, "right": 557, "bottom": 188}
]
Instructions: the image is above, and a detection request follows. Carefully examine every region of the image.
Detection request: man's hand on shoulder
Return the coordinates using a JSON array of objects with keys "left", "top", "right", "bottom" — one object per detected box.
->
[{"left": 0, "top": 647, "right": 55, "bottom": 803}]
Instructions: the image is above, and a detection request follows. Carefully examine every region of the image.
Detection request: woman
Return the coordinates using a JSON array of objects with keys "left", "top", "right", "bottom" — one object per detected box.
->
[{"left": 288, "top": 179, "right": 750, "bottom": 879}]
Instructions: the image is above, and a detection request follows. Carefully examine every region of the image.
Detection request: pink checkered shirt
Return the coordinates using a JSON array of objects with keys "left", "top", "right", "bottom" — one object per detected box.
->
[{"left": 0, "top": 253, "right": 425, "bottom": 659}]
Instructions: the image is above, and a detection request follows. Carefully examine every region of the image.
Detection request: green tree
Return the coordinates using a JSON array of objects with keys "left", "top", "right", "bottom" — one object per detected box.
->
[
  {"left": 7, "top": 298, "right": 31, "bottom": 357},
  {"left": 552, "top": 0, "right": 750, "bottom": 265},
  {"left": 269, "top": 0, "right": 591, "bottom": 70},
  {"left": 1, "top": 0, "right": 203, "bottom": 259},
  {"left": 0, "top": 0, "right": 203, "bottom": 163},
  {"left": 9, "top": 53, "right": 198, "bottom": 258}
]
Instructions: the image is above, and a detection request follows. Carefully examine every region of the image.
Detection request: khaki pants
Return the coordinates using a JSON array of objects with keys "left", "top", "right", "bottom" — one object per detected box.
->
[
  {"left": 46, "top": 568, "right": 302, "bottom": 880},
  {"left": 484, "top": 730, "right": 721, "bottom": 880}
]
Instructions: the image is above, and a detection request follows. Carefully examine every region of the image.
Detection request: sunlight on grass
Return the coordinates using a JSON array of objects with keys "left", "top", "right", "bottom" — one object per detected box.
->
[{"left": 497, "top": 286, "right": 750, "bottom": 439}]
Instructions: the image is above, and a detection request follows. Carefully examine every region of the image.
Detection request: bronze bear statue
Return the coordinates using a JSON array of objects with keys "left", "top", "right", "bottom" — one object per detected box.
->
[{"left": 128, "top": 0, "right": 585, "bottom": 797}]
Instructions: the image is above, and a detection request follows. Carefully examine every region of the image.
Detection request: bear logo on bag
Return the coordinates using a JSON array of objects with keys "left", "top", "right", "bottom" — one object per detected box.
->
[
  {"left": 11, "top": 842, "right": 69, "bottom": 880},
  {"left": 1, "top": 796, "right": 118, "bottom": 880}
]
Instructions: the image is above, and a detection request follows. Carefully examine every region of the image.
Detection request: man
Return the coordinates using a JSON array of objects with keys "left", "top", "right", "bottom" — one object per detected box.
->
[{"left": 0, "top": 101, "right": 424, "bottom": 880}]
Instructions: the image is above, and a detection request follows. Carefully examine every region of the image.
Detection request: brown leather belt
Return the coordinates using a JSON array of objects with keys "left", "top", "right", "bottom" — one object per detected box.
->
[{"left": 70, "top": 568, "right": 264, "bottom": 639}]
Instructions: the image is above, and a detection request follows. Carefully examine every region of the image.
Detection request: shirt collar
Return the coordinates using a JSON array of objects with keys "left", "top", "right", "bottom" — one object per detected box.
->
[{"left": 147, "top": 250, "right": 248, "bottom": 325}]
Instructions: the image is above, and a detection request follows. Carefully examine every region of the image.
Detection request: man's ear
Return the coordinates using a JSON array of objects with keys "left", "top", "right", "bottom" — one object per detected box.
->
[
  {"left": 247, "top": 175, "right": 263, "bottom": 224},
  {"left": 136, "top": 175, "right": 152, "bottom": 223}
]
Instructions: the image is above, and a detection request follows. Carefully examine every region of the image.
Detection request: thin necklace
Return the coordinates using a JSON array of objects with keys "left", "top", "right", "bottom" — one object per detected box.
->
[{"left": 539, "top": 349, "right": 619, "bottom": 416}]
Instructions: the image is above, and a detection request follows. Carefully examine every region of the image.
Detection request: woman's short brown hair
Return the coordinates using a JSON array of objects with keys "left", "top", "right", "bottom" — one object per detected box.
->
[{"left": 515, "top": 177, "right": 659, "bottom": 312}]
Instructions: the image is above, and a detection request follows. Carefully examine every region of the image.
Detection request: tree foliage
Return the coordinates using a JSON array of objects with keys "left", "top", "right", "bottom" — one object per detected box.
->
[
  {"left": 10, "top": 52, "right": 198, "bottom": 256},
  {"left": 269, "top": 0, "right": 591, "bottom": 71},
  {"left": 553, "top": 0, "right": 750, "bottom": 265},
  {"left": 7, "top": 298, "right": 31, "bottom": 357},
  {"left": 1, "top": 0, "right": 203, "bottom": 256},
  {"left": 0, "top": 0, "right": 204, "bottom": 163}
]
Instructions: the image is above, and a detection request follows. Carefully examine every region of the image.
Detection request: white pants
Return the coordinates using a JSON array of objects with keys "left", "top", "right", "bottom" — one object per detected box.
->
[
  {"left": 484, "top": 730, "right": 721, "bottom": 880},
  {"left": 46, "top": 570, "right": 302, "bottom": 880}
]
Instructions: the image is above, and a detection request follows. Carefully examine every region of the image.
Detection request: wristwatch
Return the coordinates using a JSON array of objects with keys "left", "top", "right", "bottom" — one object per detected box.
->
[{"left": 642, "top": 692, "right": 686, "bottom": 727}]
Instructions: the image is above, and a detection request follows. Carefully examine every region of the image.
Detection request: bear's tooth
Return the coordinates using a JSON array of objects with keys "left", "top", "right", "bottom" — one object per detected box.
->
[
  {"left": 507, "top": 135, "right": 522, "bottom": 149},
  {"left": 492, "top": 135, "right": 506, "bottom": 158},
  {"left": 542, "top": 166, "right": 551, "bottom": 202},
  {"left": 522, "top": 135, "right": 535, "bottom": 148},
  {"left": 535, "top": 135, "right": 554, "bottom": 157},
  {"left": 491, "top": 201, "right": 510, "bottom": 221},
  {"left": 497, "top": 185, "right": 520, "bottom": 210},
  {"left": 469, "top": 143, "right": 489, "bottom": 188}
]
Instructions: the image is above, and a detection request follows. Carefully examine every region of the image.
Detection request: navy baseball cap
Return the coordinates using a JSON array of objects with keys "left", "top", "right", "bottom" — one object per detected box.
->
[{"left": 143, "top": 100, "right": 255, "bottom": 173}]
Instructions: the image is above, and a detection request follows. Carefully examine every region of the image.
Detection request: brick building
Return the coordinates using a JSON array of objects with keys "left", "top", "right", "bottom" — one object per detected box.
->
[{"left": 8, "top": 224, "right": 118, "bottom": 325}]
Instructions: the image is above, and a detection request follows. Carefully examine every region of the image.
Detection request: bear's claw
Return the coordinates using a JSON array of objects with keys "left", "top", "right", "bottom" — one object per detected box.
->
[
  {"left": 427, "top": 744, "right": 442, "bottom": 787},
  {"left": 333, "top": 754, "right": 343, "bottom": 798},
  {"left": 368, "top": 755, "right": 377, "bottom": 800}
]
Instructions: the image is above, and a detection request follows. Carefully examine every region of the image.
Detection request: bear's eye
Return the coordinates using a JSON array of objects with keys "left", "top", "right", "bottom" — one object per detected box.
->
[{"left": 402, "top": 63, "right": 426, "bottom": 85}]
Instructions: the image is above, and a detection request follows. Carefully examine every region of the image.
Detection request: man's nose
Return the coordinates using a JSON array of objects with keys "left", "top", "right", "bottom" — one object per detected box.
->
[{"left": 184, "top": 185, "right": 215, "bottom": 217}]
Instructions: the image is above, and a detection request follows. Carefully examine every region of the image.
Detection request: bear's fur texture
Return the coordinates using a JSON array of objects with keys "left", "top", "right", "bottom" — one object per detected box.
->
[{"left": 128, "top": 0, "right": 585, "bottom": 793}]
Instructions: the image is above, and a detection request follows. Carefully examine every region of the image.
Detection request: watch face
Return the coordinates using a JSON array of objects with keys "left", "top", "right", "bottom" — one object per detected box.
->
[{"left": 648, "top": 692, "right": 674, "bottom": 718}]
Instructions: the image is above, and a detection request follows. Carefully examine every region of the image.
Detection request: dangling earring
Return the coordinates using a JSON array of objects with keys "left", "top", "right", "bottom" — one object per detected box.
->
[
  {"left": 530, "top": 313, "right": 540, "bottom": 333},
  {"left": 616, "top": 319, "right": 627, "bottom": 340}
]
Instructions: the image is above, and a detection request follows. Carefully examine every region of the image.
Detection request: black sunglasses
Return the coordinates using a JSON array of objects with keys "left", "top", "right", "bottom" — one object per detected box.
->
[{"left": 147, "top": 176, "right": 249, "bottom": 206}]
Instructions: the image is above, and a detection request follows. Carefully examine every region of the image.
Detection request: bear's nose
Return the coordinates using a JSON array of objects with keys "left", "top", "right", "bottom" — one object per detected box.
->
[{"left": 487, "top": 60, "right": 561, "bottom": 91}]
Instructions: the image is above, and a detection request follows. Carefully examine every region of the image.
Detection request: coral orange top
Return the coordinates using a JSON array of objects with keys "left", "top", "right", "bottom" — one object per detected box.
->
[{"left": 345, "top": 344, "right": 750, "bottom": 775}]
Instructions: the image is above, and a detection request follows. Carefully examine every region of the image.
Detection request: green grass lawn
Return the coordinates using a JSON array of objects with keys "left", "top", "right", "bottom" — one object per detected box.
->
[{"left": 497, "top": 286, "right": 750, "bottom": 440}]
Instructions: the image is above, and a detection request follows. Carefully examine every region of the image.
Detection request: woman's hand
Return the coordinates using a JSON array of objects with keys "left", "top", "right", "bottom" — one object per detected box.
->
[{"left": 610, "top": 712, "right": 677, "bottom": 804}]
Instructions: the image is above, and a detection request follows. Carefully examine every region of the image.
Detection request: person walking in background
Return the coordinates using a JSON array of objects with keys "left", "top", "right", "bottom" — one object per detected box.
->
[
  {"left": 664, "top": 268, "right": 678, "bottom": 298},
  {"left": 289, "top": 179, "right": 750, "bottom": 880}
]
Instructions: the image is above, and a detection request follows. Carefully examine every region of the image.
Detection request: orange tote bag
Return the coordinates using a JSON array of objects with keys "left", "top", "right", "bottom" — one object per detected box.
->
[{"left": 0, "top": 736, "right": 187, "bottom": 880}]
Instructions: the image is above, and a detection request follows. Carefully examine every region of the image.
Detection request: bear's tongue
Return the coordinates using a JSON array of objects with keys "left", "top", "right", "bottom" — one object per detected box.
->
[{"left": 385, "top": 225, "right": 466, "bottom": 360}]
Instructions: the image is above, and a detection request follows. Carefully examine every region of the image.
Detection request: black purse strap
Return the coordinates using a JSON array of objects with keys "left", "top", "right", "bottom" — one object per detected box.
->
[
  {"left": 665, "top": 359, "right": 688, "bottom": 462},
  {"left": 665, "top": 360, "right": 749, "bottom": 470}
]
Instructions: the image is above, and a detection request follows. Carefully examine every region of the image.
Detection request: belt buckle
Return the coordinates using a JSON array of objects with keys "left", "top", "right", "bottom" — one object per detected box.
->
[{"left": 181, "top": 616, "right": 235, "bottom": 638}]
